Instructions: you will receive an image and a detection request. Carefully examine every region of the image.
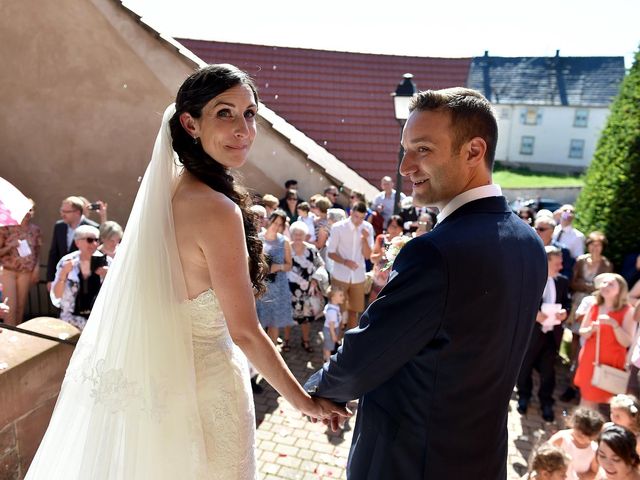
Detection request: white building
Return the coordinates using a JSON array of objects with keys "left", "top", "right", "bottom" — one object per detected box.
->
[{"left": 468, "top": 52, "right": 626, "bottom": 173}]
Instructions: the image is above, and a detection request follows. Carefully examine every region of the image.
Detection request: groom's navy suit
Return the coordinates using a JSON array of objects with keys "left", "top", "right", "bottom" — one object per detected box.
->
[{"left": 305, "top": 196, "right": 547, "bottom": 479}]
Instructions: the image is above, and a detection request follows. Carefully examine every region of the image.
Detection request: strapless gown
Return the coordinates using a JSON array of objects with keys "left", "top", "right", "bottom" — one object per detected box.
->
[{"left": 184, "top": 288, "right": 257, "bottom": 479}]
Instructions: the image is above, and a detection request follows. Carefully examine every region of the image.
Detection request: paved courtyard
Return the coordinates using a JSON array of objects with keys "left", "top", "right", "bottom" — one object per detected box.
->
[{"left": 254, "top": 321, "right": 583, "bottom": 480}]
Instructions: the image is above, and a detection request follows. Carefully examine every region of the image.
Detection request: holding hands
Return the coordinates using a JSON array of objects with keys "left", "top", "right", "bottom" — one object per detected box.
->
[{"left": 303, "top": 396, "right": 352, "bottom": 432}]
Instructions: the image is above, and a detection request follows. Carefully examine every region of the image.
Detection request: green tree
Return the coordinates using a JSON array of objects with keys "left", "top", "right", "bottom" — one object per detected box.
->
[{"left": 575, "top": 47, "right": 640, "bottom": 269}]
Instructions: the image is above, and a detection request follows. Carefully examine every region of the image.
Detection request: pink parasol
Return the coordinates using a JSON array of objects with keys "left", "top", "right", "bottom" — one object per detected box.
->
[{"left": 0, "top": 177, "right": 32, "bottom": 227}]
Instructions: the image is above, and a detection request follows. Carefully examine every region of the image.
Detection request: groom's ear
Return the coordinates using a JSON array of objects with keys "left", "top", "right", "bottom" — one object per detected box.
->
[
  {"left": 464, "top": 137, "right": 487, "bottom": 168},
  {"left": 179, "top": 112, "right": 199, "bottom": 139}
]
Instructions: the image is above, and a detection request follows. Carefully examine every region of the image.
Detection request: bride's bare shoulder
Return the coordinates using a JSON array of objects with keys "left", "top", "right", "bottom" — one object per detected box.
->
[{"left": 173, "top": 175, "right": 240, "bottom": 226}]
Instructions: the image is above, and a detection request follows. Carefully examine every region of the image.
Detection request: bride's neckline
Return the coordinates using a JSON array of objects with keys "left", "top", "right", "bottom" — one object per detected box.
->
[{"left": 186, "top": 288, "right": 215, "bottom": 303}]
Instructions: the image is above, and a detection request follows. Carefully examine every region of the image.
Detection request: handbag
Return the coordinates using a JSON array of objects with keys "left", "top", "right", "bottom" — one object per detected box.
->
[{"left": 591, "top": 312, "right": 631, "bottom": 395}]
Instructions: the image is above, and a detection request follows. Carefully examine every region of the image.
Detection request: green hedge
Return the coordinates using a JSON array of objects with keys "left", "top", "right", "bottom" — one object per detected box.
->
[{"left": 575, "top": 47, "right": 640, "bottom": 268}]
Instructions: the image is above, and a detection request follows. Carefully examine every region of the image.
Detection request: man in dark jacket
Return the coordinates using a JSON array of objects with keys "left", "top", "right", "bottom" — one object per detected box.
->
[
  {"left": 46, "top": 196, "right": 98, "bottom": 287},
  {"left": 516, "top": 246, "right": 571, "bottom": 422},
  {"left": 305, "top": 88, "right": 546, "bottom": 479}
]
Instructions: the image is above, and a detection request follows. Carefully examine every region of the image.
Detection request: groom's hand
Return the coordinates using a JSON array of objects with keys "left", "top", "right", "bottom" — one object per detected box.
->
[{"left": 308, "top": 397, "right": 352, "bottom": 431}]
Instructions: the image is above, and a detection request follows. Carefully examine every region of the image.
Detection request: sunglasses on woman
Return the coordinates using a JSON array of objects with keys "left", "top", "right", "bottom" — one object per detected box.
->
[{"left": 82, "top": 237, "right": 99, "bottom": 244}]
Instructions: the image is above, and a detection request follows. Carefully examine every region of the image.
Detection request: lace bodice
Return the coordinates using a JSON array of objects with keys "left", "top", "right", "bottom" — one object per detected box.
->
[{"left": 184, "top": 289, "right": 230, "bottom": 331}]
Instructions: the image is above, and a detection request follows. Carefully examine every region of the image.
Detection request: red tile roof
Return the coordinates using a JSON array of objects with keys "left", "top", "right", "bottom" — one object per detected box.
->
[{"left": 178, "top": 39, "right": 471, "bottom": 190}]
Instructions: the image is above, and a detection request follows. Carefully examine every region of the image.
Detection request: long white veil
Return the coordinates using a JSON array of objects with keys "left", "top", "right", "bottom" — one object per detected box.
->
[{"left": 26, "top": 105, "right": 209, "bottom": 479}]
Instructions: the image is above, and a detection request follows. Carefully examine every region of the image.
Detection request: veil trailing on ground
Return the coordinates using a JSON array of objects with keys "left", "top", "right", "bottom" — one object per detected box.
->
[{"left": 26, "top": 105, "right": 209, "bottom": 479}]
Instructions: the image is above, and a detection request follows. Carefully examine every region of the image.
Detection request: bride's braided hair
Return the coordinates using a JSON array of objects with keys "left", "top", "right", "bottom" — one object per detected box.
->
[{"left": 169, "top": 64, "right": 267, "bottom": 296}]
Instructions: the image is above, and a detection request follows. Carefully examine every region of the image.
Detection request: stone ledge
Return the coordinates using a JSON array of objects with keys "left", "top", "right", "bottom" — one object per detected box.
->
[
  {"left": 0, "top": 318, "right": 78, "bottom": 427},
  {"left": 0, "top": 317, "right": 79, "bottom": 476}
]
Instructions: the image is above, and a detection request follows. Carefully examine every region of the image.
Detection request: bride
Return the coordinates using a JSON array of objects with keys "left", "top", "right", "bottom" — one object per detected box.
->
[{"left": 26, "top": 64, "right": 348, "bottom": 479}]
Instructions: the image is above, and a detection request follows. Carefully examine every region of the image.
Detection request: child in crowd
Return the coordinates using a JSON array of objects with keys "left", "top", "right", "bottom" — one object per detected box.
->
[
  {"left": 549, "top": 407, "right": 604, "bottom": 479},
  {"left": 296, "top": 202, "right": 316, "bottom": 242},
  {"left": 523, "top": 444, "right": 570, "bottom": 479},
  {"left": 322, "top": 286, "right": 344, "bottom": 361},
  {"left": 609, "top": 394, "right": 640, "bottom": 455}
]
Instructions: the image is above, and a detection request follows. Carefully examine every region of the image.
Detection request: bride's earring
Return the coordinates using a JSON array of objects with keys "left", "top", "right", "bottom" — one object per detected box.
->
[{"left": 193, "top": 136, "right": 200, "bottom": 145}]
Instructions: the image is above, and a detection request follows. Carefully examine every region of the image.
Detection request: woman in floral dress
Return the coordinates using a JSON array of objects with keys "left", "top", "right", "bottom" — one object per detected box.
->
[{"left": 286, "top": 221, "right": 325, "bottom": 353}]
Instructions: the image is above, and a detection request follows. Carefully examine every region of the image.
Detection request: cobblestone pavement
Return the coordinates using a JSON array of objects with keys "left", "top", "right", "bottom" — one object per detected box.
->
[{"left": 254, "top": 321, "right": 582, "bottom": 479}]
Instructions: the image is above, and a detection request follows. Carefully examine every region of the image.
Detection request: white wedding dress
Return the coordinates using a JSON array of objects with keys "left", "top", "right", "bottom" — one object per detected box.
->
[
  {"left": 26, "top": 105, "right": 257, "bottom": 479},
  {"left": 185, "top": 288, "right": 256, "bottom": 477}
]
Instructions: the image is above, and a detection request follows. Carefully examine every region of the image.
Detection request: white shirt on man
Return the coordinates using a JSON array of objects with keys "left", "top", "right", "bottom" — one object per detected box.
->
[
  {"left": 436, "top": 184, "right": 503, "bottom": 223},
  {"left": 553, "top": 225, "right": 585, "bottom": 259},
  {"left": 66, "top": 215, "right": 89, "bottom": 250},
  {"left": 327, "top": 218, "right": 374, "bottom": 284},
  {"left": 542, "top": 276, "right": 557, "bottom": 305}
]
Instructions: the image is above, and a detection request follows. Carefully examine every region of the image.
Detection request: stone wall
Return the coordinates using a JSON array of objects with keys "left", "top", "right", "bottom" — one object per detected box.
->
[{"left": 0, "top": 318, "right": 78, "bottom": 479}]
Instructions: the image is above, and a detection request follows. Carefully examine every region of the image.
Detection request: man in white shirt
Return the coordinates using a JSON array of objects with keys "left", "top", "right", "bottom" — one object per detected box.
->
[
  {"left": 552, "top": 204, "right": 585, "bottom": 259},
  {"left": 371, "top": 176, "right": 405, "bottom": 227},
  {"left": 327, "top": 201, "right": 374, "bottom": 330}
]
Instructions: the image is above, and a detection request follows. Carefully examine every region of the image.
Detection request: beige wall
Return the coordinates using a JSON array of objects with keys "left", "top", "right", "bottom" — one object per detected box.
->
[
  {"left": 0, "top": 0, "right": 367, "bottom": 264},
  {"left": 0, "top": 0, "right": 189, "bottom": 246},
  {"left": 244, "top": 121, "right": 351, "bottom": 204}
]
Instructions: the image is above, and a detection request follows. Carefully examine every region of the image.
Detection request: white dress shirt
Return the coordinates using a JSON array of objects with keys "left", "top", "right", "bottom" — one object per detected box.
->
[
  {"left": 436, "top": 184, "right": 503, "bottom": 223},
  {"left": 542, "top": 276, "right": 557, "bottom": 305},
  {"left": 66, "top": 215, "right": 88, "bottom": 250},
  {"left": 552, "top": 225, "right": 585, "bottom": 259},
  {"left": 327, "top": 218, "right": 374, "bottom": 283}
]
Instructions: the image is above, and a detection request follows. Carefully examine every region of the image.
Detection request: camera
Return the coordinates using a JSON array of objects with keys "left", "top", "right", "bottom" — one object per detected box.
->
[{"left": 88, "top": 202, "right": 101, "bottom": 211}]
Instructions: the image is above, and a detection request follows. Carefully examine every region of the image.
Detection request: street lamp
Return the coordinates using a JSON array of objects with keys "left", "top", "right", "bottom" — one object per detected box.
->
[{"left": 391, "top": 73, "right": 417, "bottom": 214}]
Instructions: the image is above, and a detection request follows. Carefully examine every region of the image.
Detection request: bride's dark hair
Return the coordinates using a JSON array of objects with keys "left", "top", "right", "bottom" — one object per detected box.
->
[{"left": 169, "top": 64, "right": 268, "bottom": 296}]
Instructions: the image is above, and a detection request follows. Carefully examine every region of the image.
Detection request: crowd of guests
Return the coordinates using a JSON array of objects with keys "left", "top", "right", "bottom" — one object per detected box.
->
[
  {"left": 514, "top": 202, "right": 640, "bottom": 478},
  {"left": 526, "top": 397, "right": 640, "bottom": 479},
  {"left": 248, "top": 176, "right": 437, "bottom": 359},
  {"left": 0, "top": 175, "right": 431, "bottom": 353},
  {"left": 516, "top": 203, "right": 640, "bottom": 423},
  {"left": 0, "top": 195, "right": 122, "bottom": 331}
]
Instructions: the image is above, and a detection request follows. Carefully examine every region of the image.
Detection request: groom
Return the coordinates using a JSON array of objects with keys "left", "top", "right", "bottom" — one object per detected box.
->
[{"left": 305, "top": 88, "right": 547, "bottom": 479}]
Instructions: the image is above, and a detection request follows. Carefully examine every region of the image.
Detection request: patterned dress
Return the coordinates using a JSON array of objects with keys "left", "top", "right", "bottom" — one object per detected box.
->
[
  {"left": 288, "top": 243, "right": 324, "bottom": 324},
  {"left": 0, "top": 223, "right": 42, "bottom": 272},
  {"left": 256, "top": 233, "right": 295, "bottom": 329},
  {"left": 50, "top": 251, "right": 110, "bottom": 330}
]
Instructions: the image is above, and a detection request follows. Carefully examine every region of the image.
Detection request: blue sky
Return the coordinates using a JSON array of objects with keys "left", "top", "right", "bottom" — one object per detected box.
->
[{"left": 124, "top": 0, "right": 639, "bottom": 68}]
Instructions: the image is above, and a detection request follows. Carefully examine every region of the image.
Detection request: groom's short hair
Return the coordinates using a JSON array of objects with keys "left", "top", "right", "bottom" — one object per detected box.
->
[{"left": 409, "top": 88, "right": 498, "bottom": 170}]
